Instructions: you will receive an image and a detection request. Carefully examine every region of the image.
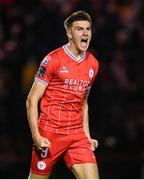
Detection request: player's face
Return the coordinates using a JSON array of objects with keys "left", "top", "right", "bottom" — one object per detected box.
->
[{"left": 68, "top": 20, "right": 92, "bottom": 54}]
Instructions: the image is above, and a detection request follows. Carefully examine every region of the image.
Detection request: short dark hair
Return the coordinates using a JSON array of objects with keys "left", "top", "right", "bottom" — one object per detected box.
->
[{"left": 64, "top": 10, "right": 92, "bottom": 31}]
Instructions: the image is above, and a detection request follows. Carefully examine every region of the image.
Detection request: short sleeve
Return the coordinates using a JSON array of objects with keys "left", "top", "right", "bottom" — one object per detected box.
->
[{"left": 35, "top": 53, "right": 59, "bottom": 86}]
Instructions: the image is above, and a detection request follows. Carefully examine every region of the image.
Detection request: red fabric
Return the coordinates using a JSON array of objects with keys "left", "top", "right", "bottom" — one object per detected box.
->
[
  {"left": 31, "top": 130, "right": 96, "bottom": 175},
  {"left": 35, "top": 45, "right": 99, "bottom": 134}
]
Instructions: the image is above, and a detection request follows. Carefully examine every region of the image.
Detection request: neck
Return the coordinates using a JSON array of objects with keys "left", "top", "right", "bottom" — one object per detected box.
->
[{"left": 66, "top": 42, "right": 84, "bottom": 57}]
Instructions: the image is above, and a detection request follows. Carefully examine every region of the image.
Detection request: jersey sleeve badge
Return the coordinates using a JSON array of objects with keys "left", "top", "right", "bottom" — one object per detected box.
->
[
  {"left": 37, "top": 66, "right": 46, "bottom": 77},
  {"left": 41, "top": 55, "right": 51, "bottom": 66}
]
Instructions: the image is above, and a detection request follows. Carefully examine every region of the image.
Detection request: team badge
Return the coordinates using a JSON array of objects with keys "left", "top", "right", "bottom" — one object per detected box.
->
[
  {"left": 89, "top": 68, "right": 94, "bottom": 78},
  {"left": 37, "top": 66, "right": 46, "bottom": 77},
  {"left": 41, "top": 56, "right": 50, "bottom": 65},
  {"left": 37, "top": 161, "right": 46, "bottom": 170}
]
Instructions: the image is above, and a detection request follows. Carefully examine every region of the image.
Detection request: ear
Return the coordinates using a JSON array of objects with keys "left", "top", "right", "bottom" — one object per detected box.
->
[{"left": 67, "top": 31, "right": 72, "bottom": 40}]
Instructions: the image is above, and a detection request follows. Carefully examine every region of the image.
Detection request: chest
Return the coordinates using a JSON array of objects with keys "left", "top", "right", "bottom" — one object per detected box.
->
[
  {"left": 57, "top": 60, "right": 94, "bottom": 82},
  {"left": 51, "top": 60, "right": 95, "bottom": 93}
]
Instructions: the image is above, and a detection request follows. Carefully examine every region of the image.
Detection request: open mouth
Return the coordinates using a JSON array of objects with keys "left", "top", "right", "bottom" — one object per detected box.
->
[{"left": 80, "top": 39, "right": 88, "bottom": 48}]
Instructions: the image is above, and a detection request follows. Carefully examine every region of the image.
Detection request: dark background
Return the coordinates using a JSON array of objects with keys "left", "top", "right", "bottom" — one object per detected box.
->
[{"left": 0, "top": 0, "right": 144, "bottom": 178}]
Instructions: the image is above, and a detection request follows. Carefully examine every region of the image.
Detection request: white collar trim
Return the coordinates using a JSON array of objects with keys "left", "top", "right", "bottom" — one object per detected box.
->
[{"left": 63, "top": 45, "right": 86, "bottom": 63}]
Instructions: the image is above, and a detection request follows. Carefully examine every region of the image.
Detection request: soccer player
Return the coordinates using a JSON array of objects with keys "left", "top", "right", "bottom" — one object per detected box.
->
[{"left": 26, "top": 10, "right": 99, "bottom": 179}]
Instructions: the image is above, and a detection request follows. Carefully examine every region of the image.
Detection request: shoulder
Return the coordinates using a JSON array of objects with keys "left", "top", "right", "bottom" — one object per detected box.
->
[
  {"left": 46, "top": 47, "right": 63, "bottom": 59},
  {"left": 49, "top": 46, "right": 63, "bottom": 57},
  {"left": 41, "top": 47, "right": 63, "bottom": 66}
]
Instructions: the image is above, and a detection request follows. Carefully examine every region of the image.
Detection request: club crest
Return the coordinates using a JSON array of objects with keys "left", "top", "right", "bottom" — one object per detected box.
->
[
  {"left": 37, "top": 161, "right": 46, "bottom": 170},
  {"left": 89, "top": 68, "right": 94, "bottom": 78}
]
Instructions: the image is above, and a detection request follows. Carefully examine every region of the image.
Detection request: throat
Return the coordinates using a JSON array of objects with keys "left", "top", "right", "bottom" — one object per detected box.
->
[
  {"left": 64, "top": 43, "right": 86, "bottom": 62},
  {"left": 66, "top": 43, "right": 84, "bottom": 57},
  {"left": 76, "top": 54, "right": 82, "bottom": 61}
]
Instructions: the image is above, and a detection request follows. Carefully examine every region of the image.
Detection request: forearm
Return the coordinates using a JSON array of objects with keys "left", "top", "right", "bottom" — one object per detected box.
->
[
  {"left": 26, "top": 98, "right": 40, "bottom": 140},
  {"left": 83, "top": 100, "right": 91, "bottom": 139},
  {"left": 26, "top": 96, "right": 51, "bottom": 149},
  {"left": 83, "top": 99, "right": 99, "bottom": 151},
  {"left": 84, "top": 121, "right": 91, "bottom": 139}
]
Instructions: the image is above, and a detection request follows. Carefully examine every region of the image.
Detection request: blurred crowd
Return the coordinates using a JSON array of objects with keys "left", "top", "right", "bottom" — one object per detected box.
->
[{"left": 0, "top": 0, "right": 144, "bottom": 178}]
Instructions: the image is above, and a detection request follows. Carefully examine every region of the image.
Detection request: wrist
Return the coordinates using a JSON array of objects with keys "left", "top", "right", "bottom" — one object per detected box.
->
[{"left": 32, "top": 130, "right": 41, "bottom": 141}]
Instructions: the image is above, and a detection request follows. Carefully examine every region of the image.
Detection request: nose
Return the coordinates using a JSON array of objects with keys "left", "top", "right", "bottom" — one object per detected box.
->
[{"left": 83, "top": 29, "right": 88, "bottom": 36}]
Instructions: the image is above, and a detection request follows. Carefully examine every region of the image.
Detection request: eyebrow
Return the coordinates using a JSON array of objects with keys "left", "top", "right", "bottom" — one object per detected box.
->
[{"left": 74, "top": 25, "right": 91, "bottom": 29}]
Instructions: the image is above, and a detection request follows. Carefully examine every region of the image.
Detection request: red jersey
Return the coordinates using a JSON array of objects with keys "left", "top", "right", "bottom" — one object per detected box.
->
[{"left": 35, "top": 45, "right": 99, "bottom": 134}]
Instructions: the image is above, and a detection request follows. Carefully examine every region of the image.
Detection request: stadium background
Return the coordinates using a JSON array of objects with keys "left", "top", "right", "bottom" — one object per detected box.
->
[{"left": 0, "top": 0, "right": 144, "bottom": 178}]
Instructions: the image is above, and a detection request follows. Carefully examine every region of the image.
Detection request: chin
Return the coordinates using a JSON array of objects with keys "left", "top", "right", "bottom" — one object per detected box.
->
[
  {"left": 78, "top": 45, "right": 88, "bottom": 53},
  {"left": 81, "top": 47, "right": 88, "bottom": 51}
]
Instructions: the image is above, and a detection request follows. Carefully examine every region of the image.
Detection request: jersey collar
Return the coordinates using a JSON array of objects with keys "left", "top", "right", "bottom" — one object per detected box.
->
[{"left": 63, "top": 44, "right": 86, "bottom": 63}]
